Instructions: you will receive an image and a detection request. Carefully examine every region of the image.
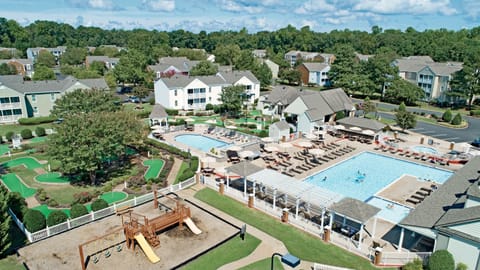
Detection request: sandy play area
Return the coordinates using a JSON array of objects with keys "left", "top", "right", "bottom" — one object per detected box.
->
[{"left": 18, "top": 194, "right": 239, "bottom": 270}]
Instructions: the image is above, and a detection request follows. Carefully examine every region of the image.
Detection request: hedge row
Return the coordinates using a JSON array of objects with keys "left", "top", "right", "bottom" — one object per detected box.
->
[
  {"left": 146, "top": 138, "right": 191, "bottom": 159},
  {"left": 18, "top": 116, "right": 56, "bottom": 125},
  {"left": 177, "top": 157, "right": 199, "bottom": 182},
  {"left": 470, "top": 110, "right": 480, "bottom": 116}
]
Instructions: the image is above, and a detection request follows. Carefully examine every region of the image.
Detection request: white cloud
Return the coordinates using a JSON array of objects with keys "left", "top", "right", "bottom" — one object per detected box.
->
[
  {"left": 216, "top": 0, "right": 264, "bottom": 13},
  {"left": 301, "top": 19, "right": 316, "bottom": 29},
  {"left": 67, "top": 0, "right": 119, "bottom": 10},
  {"left": 353, "top": 0, "right": 456, "bottom": 16},
  {"left": 462, "top": 0, "right": 480, "bottom": 18},
  {"left": 295, "top": 0, "right": 336, "bottom": 14},
  {"left": 139, "top": 0, "right": 175, "bottom": 12}
]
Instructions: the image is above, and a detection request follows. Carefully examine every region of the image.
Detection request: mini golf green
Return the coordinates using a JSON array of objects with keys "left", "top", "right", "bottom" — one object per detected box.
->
[
  {"left": 100, "top": 191, "right": 128, "bottom": 204},
  {"left": 33, "top": 205, "right": 71, "bottom": 218},
  {"left": 36, "top": 172, "right": 70, "bottom": 184},
  {"left": 143, "top": 159, "right": 164, "bottom": 180},
  {"left": 0, "top": 144, "right": 9, "bottom": 156},
  {"left": 0, "top": 173, "right": 36, "bottom": 198},
  {"left": 2, "top": 157, "right": 43, "bottom": 170}
]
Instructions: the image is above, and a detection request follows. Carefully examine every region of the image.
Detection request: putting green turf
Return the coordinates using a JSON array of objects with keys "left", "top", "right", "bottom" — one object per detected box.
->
[
  {"left": 0, "top": 144, "right": 9, "bottom": 156},
  {"left": 36, "top": 172, "right": 70, "bottom": 184},
  {"left": 100, "top": 191, "right": 128, "bottom": 204},
  {"left": 0, "top": 173, "right": 36, "bottom": 198},
  {"left": 143, "top": 159, "right": 164, "bottom": 180},
  {"left": 2, "top": 157, "right": 43, "bottom": 170}
]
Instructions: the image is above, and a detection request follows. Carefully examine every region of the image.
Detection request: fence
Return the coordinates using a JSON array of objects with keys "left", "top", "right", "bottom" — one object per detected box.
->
[
  {"left": 313, "top": 263, "right": 355, "bottom": 270},
  {"left": 9, "top": 177, "right": 196, "bottom": 243},
  {"left": 375, "top": 250, "right": 431, "bottom": 266}
]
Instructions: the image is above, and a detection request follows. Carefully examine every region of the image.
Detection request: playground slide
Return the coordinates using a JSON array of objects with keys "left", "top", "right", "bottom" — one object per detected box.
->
[
  {"left": 134, "top": 233, "right": 160, "bottom": 264},
  {"left": 184, "top": 218, "right": 202, "bottom": 235}
]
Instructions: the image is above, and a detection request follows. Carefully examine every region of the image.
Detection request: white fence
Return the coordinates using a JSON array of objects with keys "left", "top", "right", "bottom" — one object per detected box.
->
[
  {"left": 376, "top": 250, "right": 431, "bottom": 266},
  {"left": 9, "top": 177, "right": 196, "bottom": 243},
  {"left": 313, "top": 263, "right": 355, "bottom": 270}
]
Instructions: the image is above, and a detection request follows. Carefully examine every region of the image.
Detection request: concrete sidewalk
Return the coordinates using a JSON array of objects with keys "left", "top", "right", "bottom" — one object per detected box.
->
[{"left": 180, "top": 186, "right": 314, "bottom": 270}]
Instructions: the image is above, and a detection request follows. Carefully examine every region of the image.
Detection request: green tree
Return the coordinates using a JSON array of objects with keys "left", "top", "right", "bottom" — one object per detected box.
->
[
  {"left": 32, "top": 65, "right": 55, "bottom": 81},
  {"left": 252, "top": 62, "right": 272, "bottom": 88},
  {"left": 113, "top": 49, "right": 148, "bottom": 85},
  {"left": 0, "top": 186, "right": 12, "bottom": 257},
  {"left": 329, "top": 44, "right": 358, "bottom": 92},
  {"left": 365, "top": 48, "right": 398, "bottom": 95},
  {"left": 361, "top": 97, "right": 376, "bottom": 116},
  {"left": 132, "top": 84, "right": 150, "bottom": 106},
  {"left": 442, "top": 109, "right": 453, "bottom": 122},
  {"left": 48, "top": 110, "right": 141, "bottom": 185},
  {"left": 395, "top": 110, "right": 416, "bottom": 131},
  {"left": 35, "top": 126, "right": 46, "bottom": 137},
  {"left": 384, "top": 79, "right": 424, "bottom": 105},
  {"left": 23, "top": 209, "right": 46, "bottom": 232},
  {"left": 189, "top": 60, "right": 218, "bottom": 76},
  {"left": 70, "top": 204, "right": 88, "bottom": 219},
  {"left": 278, "top": 69, "right": 301, "bottom": 85},
  {"left": 234, "top": 50, "right": 256, "bottom": 70},
  {"left": 451, "top": 113, "right": 462, "bottom": 125},
  {"left": 402, "top": 258, "right": 424, "bottom": 270},
  {"left": 89, "top": 61, "right": 107, "bottom": 76},
  {"left": 36, "top": 50, "right": 56, "bottom": 67},
  {"left": 428, "top": 250, "right": 455, "bottom": 270},
  {"left": 20, "top": 129, "right": 33, "bottom": 139},
  {"left": 214, "top": 44, "right": 241, "bottom": 66},
  {"left": 0, "top": 63, "right": 17, "bottom": 75},
  {"left": 218, "top": 85, "right": 244, "bottom": 117},
  {"left": 449, "top": 54, "right": 480, "bottom": 108},
  {"left": 91, "top": 198, "right": 108, "bottom": 211},
  {"left": 46, "top": 210, "right": 68, "bottom": 226},
  {"left": 7, "top": 192, "right": 27, "bottom": 220},
  {"left": 60, "top": 47, "right": 87, "bottom": 65},
  {"left": 51, "top": 88, "right": 120, "bottom": 119}
]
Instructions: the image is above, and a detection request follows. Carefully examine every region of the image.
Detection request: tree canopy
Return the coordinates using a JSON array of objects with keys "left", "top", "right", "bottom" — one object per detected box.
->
[
  {"left": 36, "top": 50, "right": 56, "bottom": 67},
  {"left": 0, "top": 63, "right": 17, "bottom": 75},
  {"left": 189, "top": 60, "right": 218, "bottom": 76},
  {"left": 218, "top": 85, "right": 245, "bottom": 117},
  {"left": 60, "top": 47, "right": 87, "bottom": 65},
  {"left": 0, "top": 186, "right": 12, "bottom": 257},
  {"left": 384, "top": 78, "right": 424, "bottom": 105},
  {"left": 32, "top": 65, "right": 55, "bottom": 81}
]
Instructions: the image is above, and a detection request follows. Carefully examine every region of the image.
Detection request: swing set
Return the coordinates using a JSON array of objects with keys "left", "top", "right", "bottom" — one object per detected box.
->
[{"left": 78, "top": 227, "right": 124, "bottom": 270}]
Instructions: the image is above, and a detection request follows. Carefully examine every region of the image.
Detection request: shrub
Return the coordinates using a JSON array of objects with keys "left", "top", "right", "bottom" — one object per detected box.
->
[
  {"left": 46, "top": 210, "right": 68, "bottom": 226},
  {"left": 7, "top": 192, "right": 28, "bottom": 220},
  {"left": 428, "top": 250, "right": 455, "bottom": 270},
  {"left": 70, "top": 204, "right": 89, "bottom": 219},
  {"left": 47, "top": 198, "right": 59, "bottom": 207},
  {"left": 205, "top": 103, "right": 214, "bottom": 110},
  {"left": 469, "top": 110, "right": 480, "bottom": 116},
  {"left": 18, "top": 116, "right": 56, "bottom": 125},
  {"left": 35, "top": 126, "right": 46, "bottom": 137},
  {"left": 402, "top": 258, "right": 424, "bottom": 270},
  {"left": 91, "top": 198, "right": 109, "bottom": 212},
  {"left": 258, "top": 130, "right": 268, "bottom": 137},
  {"left": 442, "top": 109, "right": 453, "bottom": 122},
  {"left": 451, "top": 113, "right": 462, "bottom": 125},
  {"left": 336, "top": 111, "right": 345, "bottom": 120},
  {"left": 190, "top": 156, "right": 199, "bottom": 172},
  {"left": 72, "top": 191, "right": 93, "bottom": 204},
  {"left": 165, "top": 109, "right": 178, "bottom": 115},
  {"left": 178, "top": 168, "right": 194, "bottom": 182},
  {"left": 456, "top": 263, "right": 468, "bottom": 270},
  {"left": 23, "top": 209, "right": 46, "bottom": 232},
  {"left": 148, "top": 97, "right": 155, "bottom": 105},
  {"left": 6, "top": 131, "right": 15, "bottom": 141},
  {"left": 20, "top": 129, "right": 33, "bottom": 139}
]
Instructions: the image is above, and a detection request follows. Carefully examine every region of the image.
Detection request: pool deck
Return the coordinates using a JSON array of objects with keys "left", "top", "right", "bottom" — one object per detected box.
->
[{"left": 376, "top": 175, "right": 437, "bottom": 208}]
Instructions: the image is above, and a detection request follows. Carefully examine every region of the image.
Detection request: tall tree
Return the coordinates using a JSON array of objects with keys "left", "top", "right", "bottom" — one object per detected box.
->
[
  {"left": 384, "top": 79, "right": 424, "bottom": 105},
  {"left": 36, "top": 50, "right": 56, "bottom": 67},
  {"left": 0, "top": 63, "right": 17, "bottom": 75},
  {"left": 252, "top": 62, "right": 272, "bottom": 88},
  {"left": 32, "top": 65, "right": 55, "bottom": 81},
  {"left": 113, "top": 49, "right": 148, "bottom": 85},
  {"left": 218, "top": 85, "right": 244, "bottom": 117},
  {"left": 214, "top": 44, "right": 241, "bottom": 66},
  {"left": 189, "top": 60, "right": 218, "bottom": 76},
  {"left": 132, "top": 85, "right": 151, "bottom": 106},
  {"left": 449, "top": 53, "right": 480, "bottom": 108},
  {"left": 51, "top": 88, "right": 120, "bottom": 119},
  {"left": 395, "top": 102, "right": 416, "bottom": 131},
  {"left": 329, "top": 44, "right": 359, "bottom": 93},
  {"left": 0, "top": 186, "right": 12, "bottom": 257},
  {"left": 60, "top": 47, "right": 87, "bottom": 65}
]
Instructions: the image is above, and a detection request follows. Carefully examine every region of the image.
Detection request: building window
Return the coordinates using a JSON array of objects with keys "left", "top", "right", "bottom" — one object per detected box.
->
[
  {"left": 174, "top": 100, "right": 178, "bottom": 107},
  {"left": 31, "top": 95, "right": 36, "bottom": 102},
  {"left": 33, "top": 107, "right": 38, "bottom": 114},
  {"left": 13, "top": 109, "right": 22, "bottom": 115},
  {"left": 209, "top": 87, "right": 211, "bottom": 93},
  {"left": 11, "top": 96, "right": 20, "bottom": 103},
  {"left": 50, "top": 93, "right": 55, "bottom": 101},
  {"left": 174, "top": 90, "right": 177, "bottom": 96},
  {"left": 209, "top": 97, "right": 212, "bottom": 102}
]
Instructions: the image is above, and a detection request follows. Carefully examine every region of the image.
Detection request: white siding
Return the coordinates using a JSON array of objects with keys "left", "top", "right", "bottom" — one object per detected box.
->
[
  {"left": 449, "top": 221, "right": 480, "bottom": 239},
  {"left": 182, "top": 79, "right": 209, "bottom": 110},
  {"left": 284, "top": 97, "right": 307, "bottom": 115},
  {"left": 445, "top": 237, "right": 480, "bottom": 270},
  {"left": 234, "top": 76, "right": 260, "bottom": 103},
  {"left": 154, "top": 80, "right": 172, "bottom": 108},
  {"left": 297, "top": 113, "right": 314, "bottom": 134},
  {"left": 466, "top": 198, "right": 480, "bottom": 208}
]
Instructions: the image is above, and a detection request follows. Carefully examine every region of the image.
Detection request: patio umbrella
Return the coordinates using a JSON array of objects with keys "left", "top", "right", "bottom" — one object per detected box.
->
[
  {"left": 185, "top": 118, "right": 195, "bottom": 122},
  {"left": 334, "top": 125, "right": 345, "bottom": 130},
  {"left": 309, "top": 148, "right": 325, "bottom": 156},
  {"left": 202, "top": 156, "right": 216, "bottom": 167},
  {"left": 261, "top": 137, "right": 275, "bottom": 143},
  {"left": 225, "top": 125, "right": 237, "bottom": 130},
  {"left": 227, "top": 145, "right": 242, "bottom": 151},
  {"left": 362, "top": 129, "right": 375, "bottom": 135},
  {"left": 264, "top": 145, "right": 279, "bottom": 152},
  {"left": 297, "top": 141, "right": 313, "bottom": 148},
  {"left": 239, "top": 150, "right": 255, "bottom": 159},
  {"left": 304, "top": 133, "right": 317, "bottom": 140},
  {"left": 205, "top": 119, "right": 217, "bottom": 124}
]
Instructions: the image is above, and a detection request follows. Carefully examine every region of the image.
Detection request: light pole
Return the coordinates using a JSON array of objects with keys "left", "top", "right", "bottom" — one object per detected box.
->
[{"left": 271, "top": 252, "right": 300, "bottom": 270}]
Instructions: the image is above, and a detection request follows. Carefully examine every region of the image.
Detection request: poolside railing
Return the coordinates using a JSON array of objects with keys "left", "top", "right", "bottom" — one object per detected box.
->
[
  {"left": 374, "top": 250, "right": 431, "bottom": 266},
  {"left": 8, "top": 177, "right": 196, "bottom": 243}
]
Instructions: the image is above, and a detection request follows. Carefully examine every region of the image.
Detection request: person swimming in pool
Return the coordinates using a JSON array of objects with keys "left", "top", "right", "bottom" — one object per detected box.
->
[{"left": 322, "top": 176, "right": 327, "bottom": 181}]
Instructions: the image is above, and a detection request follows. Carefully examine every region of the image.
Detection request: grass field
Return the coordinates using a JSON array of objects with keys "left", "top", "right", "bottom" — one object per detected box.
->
[
  {"left": 182, "top": 233, "right": 261, "bottom": 270},
  {"left": 29, "top": 137, "right": 48, "bottom": 143},
  {"left": 174, "top": 161, "right": 189, "bottom": 184},
  {"left": 0, "top": 123, "right": 53, "bottom": 135},
  {"left": 0, "top": 173, "right": 36, "bottom": 198},
  {"left": 2, "top": 157, "right": 43, "bottom": 170},
  {"left": 35, "top": 172, "right": 70, "bottom": 184},
  {"left": 239, "top": 257, "right": 284, "bottom": 270},
  {"left": 195, "top": 188, "right": 393, "bottom": 270},
  {"left": 100, "top": 191, "right": 128, "bottom": 204},
  {"left": 0, "top": 144, "right": 9, "bottom": 155},
  {"left": 142, "top": 159, "right": 164, "bottom": 180},
  {"left": 0, "top": 256, "right": 26, "bottom": 270}
]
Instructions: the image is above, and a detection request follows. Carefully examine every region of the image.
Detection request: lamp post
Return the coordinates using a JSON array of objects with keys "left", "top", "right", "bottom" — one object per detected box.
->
[{"left": 271, "top": 252, "right": 300, "bottom": 270}]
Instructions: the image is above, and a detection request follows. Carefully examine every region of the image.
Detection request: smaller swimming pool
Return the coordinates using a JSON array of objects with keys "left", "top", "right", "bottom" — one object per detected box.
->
[
  {"left": 175, "top": 134, "right": 231, "bottom": 152},
  {"left": 367, "top": 197, "right": 412, "bottom": 224},
  {"left": 412, "top": 146, "right": 438, "bottom": 154}
]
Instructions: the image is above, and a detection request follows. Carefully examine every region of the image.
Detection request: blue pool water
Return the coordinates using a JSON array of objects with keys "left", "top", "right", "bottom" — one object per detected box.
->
[
  {"left": 366, "top": 197, "right": 412, "bottom": 224},
  {"left": 412, "top": 146, "right": 438, "bottom": 154},
  {"left": 305, "top": 152, "right": 453, "bottom": 202},
  {"left": 175, "top": 134, "right": 231, "bottom": 152}
]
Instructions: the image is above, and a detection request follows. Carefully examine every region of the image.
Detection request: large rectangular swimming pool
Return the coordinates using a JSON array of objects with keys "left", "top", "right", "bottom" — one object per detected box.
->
[
  {"left": 305, "top": 152, "right": 453, "bottom": 202},
  {"left": 175, "top": 134, "right": 231, "bottom": 152}
]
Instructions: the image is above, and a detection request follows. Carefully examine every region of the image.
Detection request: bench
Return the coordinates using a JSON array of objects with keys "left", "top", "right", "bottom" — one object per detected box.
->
[{"left": 116, "top": 205, "right": 132, "bottom": 215}]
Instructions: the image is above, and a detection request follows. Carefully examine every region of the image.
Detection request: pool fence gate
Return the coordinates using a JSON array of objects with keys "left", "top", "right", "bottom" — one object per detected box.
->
[{"left": 8, "top": 177, "right": 196, "bottom": 243}]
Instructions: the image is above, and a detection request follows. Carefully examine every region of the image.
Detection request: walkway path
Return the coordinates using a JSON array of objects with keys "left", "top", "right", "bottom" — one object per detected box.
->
[
  {"left": 166, "top": 157, "right": 183, "bottom": 186},
  {"left": 180, "top": 186, "right": 315, "bottom": 270}
]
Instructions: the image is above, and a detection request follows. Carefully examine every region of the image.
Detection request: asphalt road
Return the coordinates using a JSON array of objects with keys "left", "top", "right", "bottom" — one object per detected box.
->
[{"left": 352, "top": 99, "right": 479, "bottom": 144}]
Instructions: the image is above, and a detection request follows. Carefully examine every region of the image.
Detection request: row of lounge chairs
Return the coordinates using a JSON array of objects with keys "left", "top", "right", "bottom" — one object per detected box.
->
[
  {"left": 375, "top": 144, "right": 450, "bottom": 166},
  {"left": 406, "top": 185, "right": 437, "bottom": 205}
]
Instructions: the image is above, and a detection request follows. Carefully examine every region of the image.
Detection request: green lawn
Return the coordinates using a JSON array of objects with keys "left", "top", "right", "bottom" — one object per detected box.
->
[
  {"left": 239, "top": 257, "right": 284, "bottom": 270},
  {"left": 35, "top": 172, "right": 70, "bottom": 184},
  {"left": 0, "top": 256, "right": 26, "bottom": 270},
  {"left": 29, "top": 136, "right": 48, "bottom": 144},
  {"left": 174, "top": 161, "right": 189, "bottom": 184},
  {"left": 143, "top": 159, "right": 164, "bottom": 180},
  {"left": 0, "top": 173, "right": 36, "bottom": 198},
  {"left": 182, "top": 233, "right": 261, "bottom": 270},
  {"left": 0, "top": 123, "right": 53, "bottom": 136},
  {"left": 195, "top": 188, "right": 392, "bottom": 270},
  {"left": 0, "top": 144, "right": 9, "bottom": 156},
  {"left": 100, "top": 191, "right": 128, "bottom": 204}
]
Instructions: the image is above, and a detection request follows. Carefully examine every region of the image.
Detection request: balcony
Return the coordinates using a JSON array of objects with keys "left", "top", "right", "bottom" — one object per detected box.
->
[{"left": 187, "top": 93, "right": 206, "bottom": 99}]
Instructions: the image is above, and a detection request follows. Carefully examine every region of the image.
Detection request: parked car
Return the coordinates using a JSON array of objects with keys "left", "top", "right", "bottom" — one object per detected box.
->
[{"left": 471, "top": 137, "right": 480, "bottom": 147}]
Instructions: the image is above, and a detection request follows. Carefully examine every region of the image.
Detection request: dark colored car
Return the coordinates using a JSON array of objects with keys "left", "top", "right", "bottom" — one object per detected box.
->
[{"left": 472, "top": 137, "right": 480, "bottom": 147}]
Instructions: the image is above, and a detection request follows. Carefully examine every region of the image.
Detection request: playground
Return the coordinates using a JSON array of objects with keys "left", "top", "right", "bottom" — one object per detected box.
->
[{"left": 17, "top": 192, "right": 239, "bottom": 270}]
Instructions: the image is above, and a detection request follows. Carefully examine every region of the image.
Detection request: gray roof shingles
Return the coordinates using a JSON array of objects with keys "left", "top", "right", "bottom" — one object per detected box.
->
[
  {"left": 0, "top": 75, "right": 108, "bottom": 94},
  {"left": 331, "top": 197, "right": 381, "bottom": 224},
  {"left": 336, "top": 117, "right": 386, "bottom": 132}
]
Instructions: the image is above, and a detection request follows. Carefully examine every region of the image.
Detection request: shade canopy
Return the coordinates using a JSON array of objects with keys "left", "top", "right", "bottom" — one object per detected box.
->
[
  {"left": 362, "top": 129, "right": 375, "bottom": 135},
  {"left": 261, "top": 137, "right": 275, "bottom": 143},
  {"left": 225, "top": 125, "right": 237, "bottom": 129},
  {"left": 265, "top": 145, "right": 279, "bottom": 152},
  {"left": 304, "top": 133, "right": 317, "bottom": 140},
  {"left": 239, "top": 150, "right": 256, "bottom": 159},
  {"left": 349, "top": 126, "right": 362, "bottom": 131},
  {"left": 297, "top": 141, "right": 313, "bottom": 148},
  {"left": 333, "top": 125, "right": 345, "bottom": 130}
]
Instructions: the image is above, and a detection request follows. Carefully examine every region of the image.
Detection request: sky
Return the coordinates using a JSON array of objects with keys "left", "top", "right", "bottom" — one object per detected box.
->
[{"left": 1, "top": 0, "right": 480, "bottom": 33}]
